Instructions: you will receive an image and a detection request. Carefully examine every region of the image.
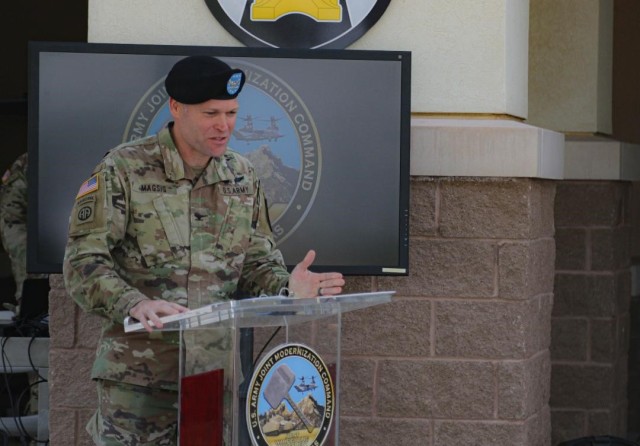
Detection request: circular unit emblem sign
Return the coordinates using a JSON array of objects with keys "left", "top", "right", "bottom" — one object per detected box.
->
[
  {"left": 246, "top": 343, "right": 335, "bottom": 446},
  {"left": 123, "top": 60, "right": 321, "bottom": 247},
  {"left": 205, "top": 0, "right": 392, "bottom": 49}
]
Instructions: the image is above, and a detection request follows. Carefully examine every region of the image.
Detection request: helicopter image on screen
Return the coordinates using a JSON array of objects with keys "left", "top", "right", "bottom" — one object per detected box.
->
[
  {"left": 294, "top": 376, "right": 318, "bottom": 393},
  {"left": 233, "top": 114, "right": 285, "bottom": 143}
]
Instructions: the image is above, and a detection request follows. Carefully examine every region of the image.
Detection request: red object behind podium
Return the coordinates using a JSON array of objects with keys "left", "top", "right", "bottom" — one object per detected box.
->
[{"left": 179, "top": 369, "right": 224, "bottom": 446}]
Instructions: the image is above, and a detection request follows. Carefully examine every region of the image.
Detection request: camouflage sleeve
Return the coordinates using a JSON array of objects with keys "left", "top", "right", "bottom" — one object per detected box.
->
[
  {"left": 0, "top": 153, "right": 28, "bottom": 296},
  {"left": 239, "top": 179, "right": 290, "bottom": 297},
  {"left": 63, "top": 158, "right": 149, "bottom": 323}
]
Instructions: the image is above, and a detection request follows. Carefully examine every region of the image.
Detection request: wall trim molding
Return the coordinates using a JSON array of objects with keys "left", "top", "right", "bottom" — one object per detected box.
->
[
  {"left": 410, "top": 118, "right": 565, "bottom": 179},
  {"left": 564, "top": 135, "right": 640, "bottom": 180}
]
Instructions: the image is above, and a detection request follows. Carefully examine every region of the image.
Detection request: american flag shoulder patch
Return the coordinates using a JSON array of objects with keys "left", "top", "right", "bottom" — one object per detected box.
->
[{"left": 76, "top": 174, "right": 99, "bottom": 199}]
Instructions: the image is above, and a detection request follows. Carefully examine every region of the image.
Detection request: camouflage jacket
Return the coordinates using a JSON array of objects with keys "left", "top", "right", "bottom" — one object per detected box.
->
[
  {"left": 63, "top": 126, "right": 289, "bottom": 389},
  {"left": 1, "top": 153, "right": 29, "bottom": 299}
]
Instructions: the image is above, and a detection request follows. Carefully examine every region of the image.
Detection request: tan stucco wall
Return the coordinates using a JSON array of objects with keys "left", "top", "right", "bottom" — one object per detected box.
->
[
  {"left": 528, "top": 0, "right": 613, "bottom": 134},
  {"left": 87, "top": 0, "right": 530, "bottom": 117}
]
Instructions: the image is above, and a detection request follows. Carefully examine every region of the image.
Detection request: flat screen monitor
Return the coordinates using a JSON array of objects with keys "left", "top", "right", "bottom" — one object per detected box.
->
[{"left": 27, "top": 42, "right": 410, "bottom": 275}]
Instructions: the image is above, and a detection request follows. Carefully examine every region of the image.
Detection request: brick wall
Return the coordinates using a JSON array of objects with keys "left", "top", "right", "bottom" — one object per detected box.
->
[
  {"left": 338, "top": 177, "right": 555, "bottom": 445},
  {"left": 48, "top": 177, "right": 556, "bottom": 445},
  {"left": 48, "top": 273, "right": 101, "bottom": 446},
  {"left": 629, "top": 182, "right": 640, "bottom": 439},
  {"left": 629, "top": 260, "right": 640, "bottom": 439},
  {"left": 551, "top": 181, "right": 631, "bottom": 444}
]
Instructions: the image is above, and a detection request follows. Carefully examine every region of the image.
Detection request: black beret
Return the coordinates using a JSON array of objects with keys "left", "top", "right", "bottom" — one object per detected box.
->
[{"left": 165, "top": 55, "right": 246, "bottom": 103}]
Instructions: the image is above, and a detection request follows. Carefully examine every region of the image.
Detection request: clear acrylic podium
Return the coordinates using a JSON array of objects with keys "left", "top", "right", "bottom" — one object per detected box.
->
[{"left": 125, "top": 291, "right": 393, "bottom": 446}]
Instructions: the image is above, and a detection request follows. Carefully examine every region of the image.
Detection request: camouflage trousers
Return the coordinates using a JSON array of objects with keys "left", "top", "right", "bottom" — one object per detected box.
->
[{"left": 87, "top": 379, "right": 179, "bottom": 446}]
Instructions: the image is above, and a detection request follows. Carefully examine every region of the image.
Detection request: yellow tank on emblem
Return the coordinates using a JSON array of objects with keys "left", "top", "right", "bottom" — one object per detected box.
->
[{"left": 251, "top": 0, "right": 342, "bottom": 22}]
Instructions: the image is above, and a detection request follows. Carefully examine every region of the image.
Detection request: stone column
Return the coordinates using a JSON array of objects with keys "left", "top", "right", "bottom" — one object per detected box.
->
[
  {"left": 552, "top": 181, "right": 631, "bottom": 442},
  {"left": 629, "top": 259, "right": 640, "bottom": 439},
  {"left": 48, "top": 275, "right": 101, "bottom": 446},
  {"left": 529, "top": 0, "right": 640, "bottom": 443},
  {"left": 339, "top": 175, "right": 555, "bottom": 445}
]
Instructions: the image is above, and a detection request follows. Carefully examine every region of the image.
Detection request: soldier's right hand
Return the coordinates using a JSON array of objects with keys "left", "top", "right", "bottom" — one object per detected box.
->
[{"left": 129, "top": 299, "right": 189, "bottom": 333}]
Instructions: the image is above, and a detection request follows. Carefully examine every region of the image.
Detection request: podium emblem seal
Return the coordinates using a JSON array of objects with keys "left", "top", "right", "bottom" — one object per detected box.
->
[{"left": 247, "top": 343, "right": 335, "bottom": 446}]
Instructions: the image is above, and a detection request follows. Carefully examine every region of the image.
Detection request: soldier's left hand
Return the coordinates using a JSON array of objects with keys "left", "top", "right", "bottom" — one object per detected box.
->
[
  {"left": 288, "top": 250, "right": 345, "bottom": 298},
  {"left": 129, "top": 299, "right": 189, "bottom": 333}
]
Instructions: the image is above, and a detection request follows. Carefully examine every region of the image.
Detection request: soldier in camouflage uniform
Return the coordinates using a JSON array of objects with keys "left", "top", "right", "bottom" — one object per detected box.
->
[
  {"left": 1, "top": 153, "right": 49, "bottom": 425},
  {"left": 1, "top": 153, "right": 32, "bottom": 302},
  {"left": 1, "top": 153, "right": 49, "bottom": 308},
  {"left": 63, "top": 56, "right": 344, "bottom": 445}
]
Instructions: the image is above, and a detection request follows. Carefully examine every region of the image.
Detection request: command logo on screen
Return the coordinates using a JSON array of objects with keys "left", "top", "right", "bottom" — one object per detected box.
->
[
  {"left": 123, "top": 60, "right": 321, "bottom": 247},
  {"left": 246, "top": 344, "right": 335, "bottom": 446},
  {"left": 205, "top": 0, "right": 391, "bottom": 49}
]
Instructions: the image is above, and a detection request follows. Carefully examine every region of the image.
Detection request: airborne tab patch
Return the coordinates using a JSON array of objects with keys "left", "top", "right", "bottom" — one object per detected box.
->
[{"left": 76, "top": 174, "right": 99, "bottom": 199}]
